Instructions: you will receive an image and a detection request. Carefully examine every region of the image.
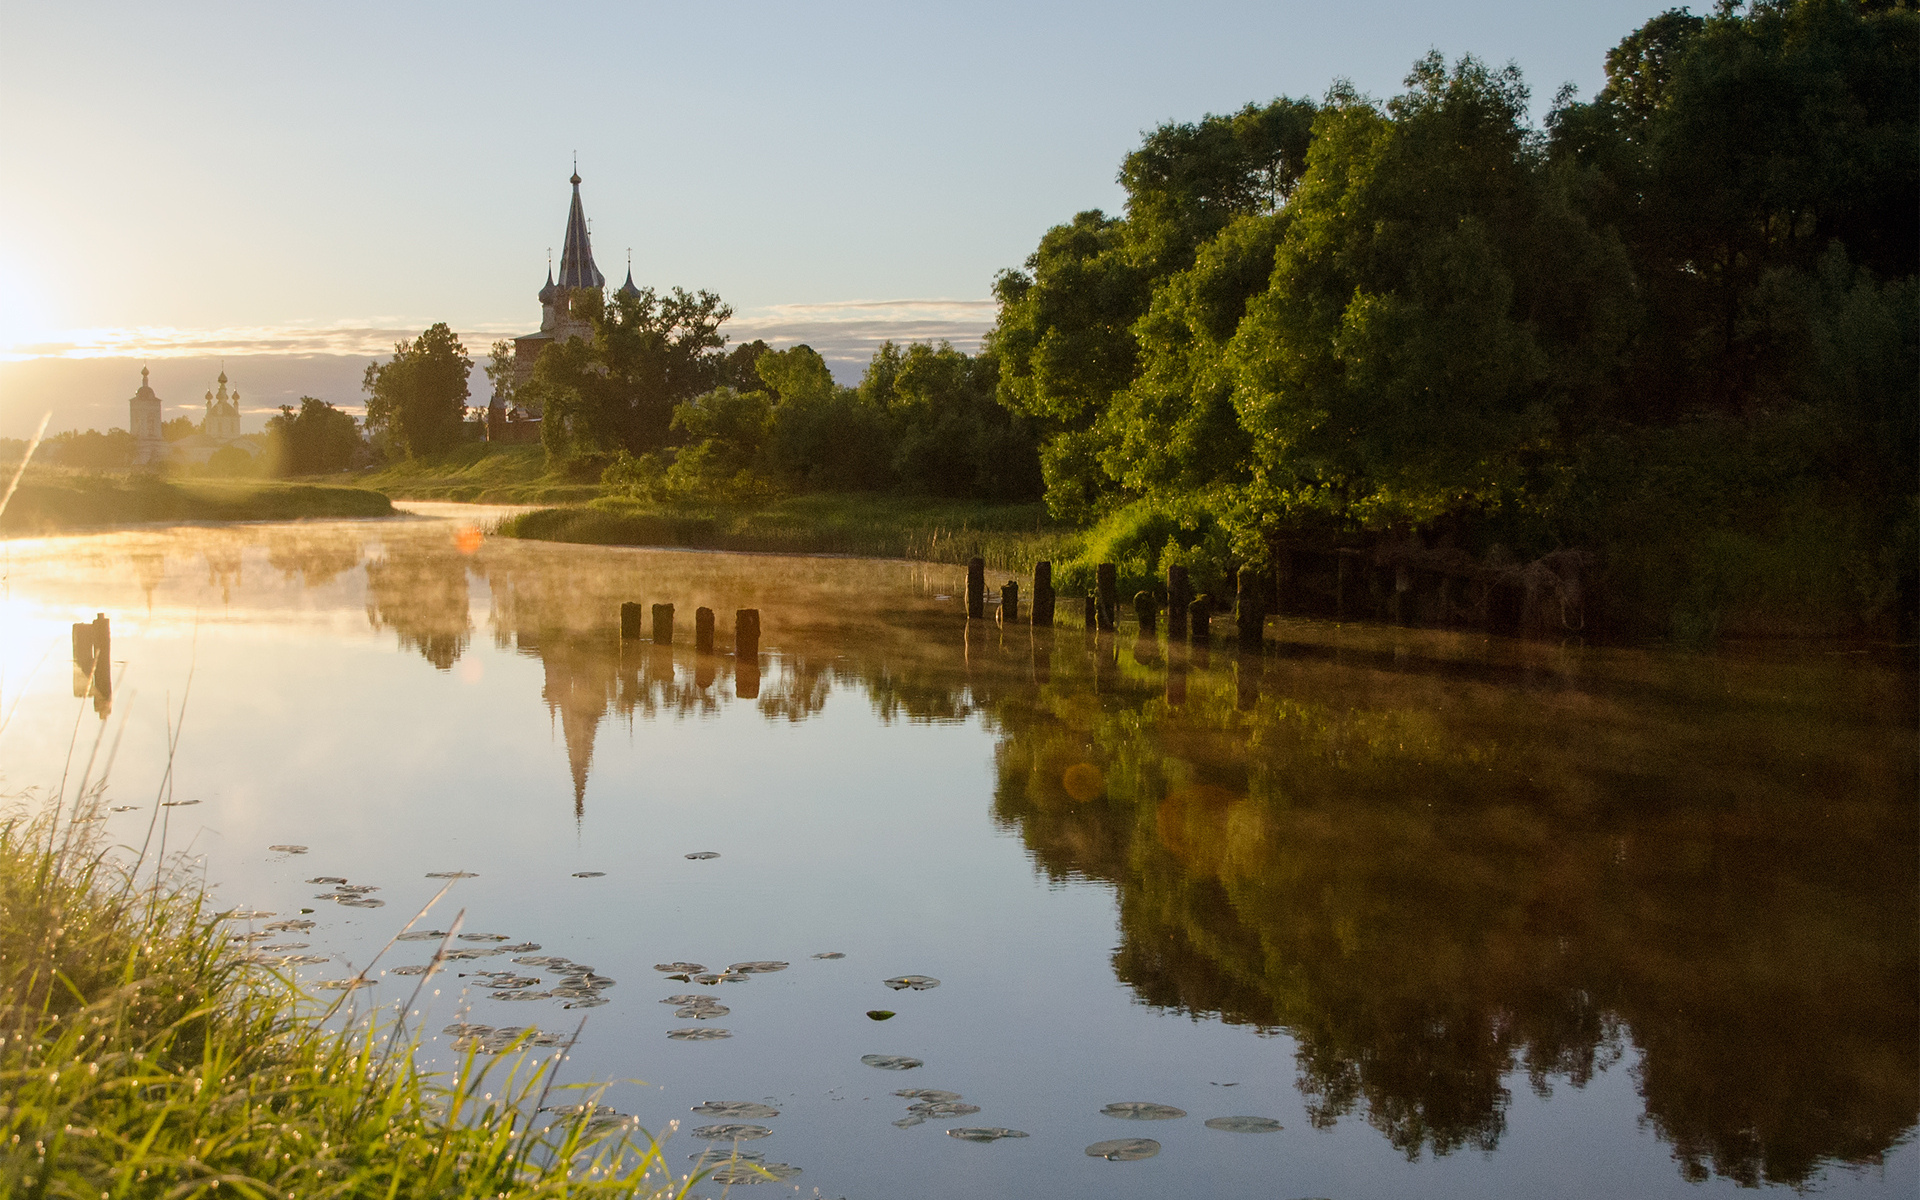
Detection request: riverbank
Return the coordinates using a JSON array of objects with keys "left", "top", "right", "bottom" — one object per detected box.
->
[
  {"left": 0, "top": 804, "right": 683, "bottom": 1197},
  {"left": 0, "top": 471, "right": 392, "bottom": 533},
  {"left": 353, "top": 444, "right": 599, "bottom": 505}
]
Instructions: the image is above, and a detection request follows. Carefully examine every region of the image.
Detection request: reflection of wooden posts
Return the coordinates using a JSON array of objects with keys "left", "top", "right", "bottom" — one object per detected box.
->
[
  {"left": 1000, "top": 580, "right": 1019, "bottom": 623},
  {"left": 1095, "top": 563, "right": 1117, "bottom": 632},
  {"left": 619, "top": 602, "right": 644, "bottom": 640},
  {"left": 694, "top": 657, "right": 716, "bottom": 689},
  {"left": 966, "top": 557, "right": 986, "bottom": 619},
  {"left": 1166, "top": 643, "right": 1187, "bottom": 705},
  {"left": 1031, "top": 561, "right": 1055, "bottom": 626},
  {"left": 1167, "top": 565, "right": 1191, "bottom": 639},
  {"left": 734, "top": 658, "right": 760, "bottom": 699},
  {"left": 1133, "top": 590, "right": 1156, "bottom": 634},
  {"left": 1189, "top": 594, "right": 1211, "bottom": 644},
  {"left": 1083, "top": 593, "right": 1098, "bottom": 630},
  {"left": 1236, "top": 567, "right": 1265, "bottom": 650},
  {"left": 695, "top": 606, "right": 715, "bottom": 653},
  {"left": 734, "top": 608, "right": 760, "bottom": 658},
  {"left": 71, "top": 613, "right": 110, "bottom": 703},
  {"left": 651, "top": 603, "right": 674, "bottom": 645}
]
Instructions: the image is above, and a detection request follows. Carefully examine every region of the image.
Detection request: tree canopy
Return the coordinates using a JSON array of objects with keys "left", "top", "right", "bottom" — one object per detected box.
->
[{"left": 362, "top": 323, "right": 472, "bottom": 458}]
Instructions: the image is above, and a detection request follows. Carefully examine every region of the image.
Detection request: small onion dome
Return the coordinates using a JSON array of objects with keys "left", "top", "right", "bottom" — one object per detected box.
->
[
  {"left": 538, "top": 267, "right": 557, "bottom": 304},
  {"left": 617, "top": 267, "right": 641, "bottom": 299}
]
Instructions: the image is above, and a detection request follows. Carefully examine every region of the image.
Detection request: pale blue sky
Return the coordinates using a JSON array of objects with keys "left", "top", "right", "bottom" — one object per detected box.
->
[{"left": 1, "top": 0, "right": 1664, "bottom": 434}]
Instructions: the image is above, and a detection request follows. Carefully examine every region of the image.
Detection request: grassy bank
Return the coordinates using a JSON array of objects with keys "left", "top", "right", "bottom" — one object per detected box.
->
[
  {"left": 501, "top": 493, "right": 1083, "bottom": 573},
  {"left": 0, "top": 471, "right": 393, "bottom": 534},
  {"left": 351, "top": 445, "right": 599, "bottom": 505},
  {"left": 0, "top": 801, "right": 691, "bottom": 1197}
]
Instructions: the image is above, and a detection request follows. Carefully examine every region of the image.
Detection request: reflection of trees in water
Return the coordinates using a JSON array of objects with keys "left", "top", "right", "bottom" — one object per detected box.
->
[
  {"left": 987, "top": 639, "right": 1917, "bottom": 1185},
  {"left": 364, "top": 548, "right": 471, "bottom": 670},
  {"left": 265, "top": 531, "right": 363, "bottom": 587}
]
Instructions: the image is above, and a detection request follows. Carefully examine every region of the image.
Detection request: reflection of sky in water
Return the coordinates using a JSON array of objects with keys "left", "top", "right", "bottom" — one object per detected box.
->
[{"left": 0, "top": 517, "right": 1913, "bottom": 1199}]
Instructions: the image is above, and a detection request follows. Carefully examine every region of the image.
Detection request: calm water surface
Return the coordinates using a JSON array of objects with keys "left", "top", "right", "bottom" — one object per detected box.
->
[{"left": 2, "top": 510, "right": 1914, "bottom": 1199}]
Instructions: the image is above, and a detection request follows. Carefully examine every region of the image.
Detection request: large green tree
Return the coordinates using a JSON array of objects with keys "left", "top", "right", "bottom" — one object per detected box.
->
[
  {"left": 361, "top": 323, "right": 472, "bottom": 458},
  {"left": 266, "top": 396, "right": 360, "bottom": 475}
]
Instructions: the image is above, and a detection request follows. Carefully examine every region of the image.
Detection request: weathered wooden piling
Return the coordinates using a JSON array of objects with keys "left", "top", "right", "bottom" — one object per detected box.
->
[
  {"left": 735, "top": 608, "right": 760, "bottom": 658},
  {"left": 966, "top": 557, "right": 986, "bottom": 619},
  {"left": 619, "top": 601, "right": 644, "bottom": 640},
  {"left": 1031, "top": 561, "right": 1056, "bottom": 626},
  {"left": 1167, "top": 565, "right": 1191, "bottom": 639},
  {"left": 1134, "top": 590, "right": 1157, "bottom": 634},
  {"left": 651, "top": 603, "right": 674, "bottom": 645},
  {"left": 1236, "top": 567, "right": 1265, "bottom": 649},
  {"left": 1189, "top": 594, "right": 1212, "bottom": 644},
  {"left": 1084, "top": 593, "right": 1098, "bottom": 630},
  {"left": 735, "top": 659, "right": 761, "bottom": 699},
  {"left": 1095, "top": 563, "right": 1118, "bottom": 632},
  {"left": 71, "top": 613, "right": 109, "bottom": 694},
  {"left": 1000, "top": 580, "right": 1019, "bottom": 623},
  {"left": 695, "top": 606, "right": 715, "bottom": 653}
]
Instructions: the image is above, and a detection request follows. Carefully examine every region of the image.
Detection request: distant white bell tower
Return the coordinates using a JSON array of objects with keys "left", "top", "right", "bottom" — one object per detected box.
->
[{"left": 129, "top": 367, "right": 165, "bottom": 465}]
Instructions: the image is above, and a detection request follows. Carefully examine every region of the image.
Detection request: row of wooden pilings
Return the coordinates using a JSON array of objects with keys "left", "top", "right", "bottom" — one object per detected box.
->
[
  {"left": 617, "top": 603, "right": 761, "bottom": 657},
  {"left": 964, "top": 558, "right": 1268, "bottom": 647}
]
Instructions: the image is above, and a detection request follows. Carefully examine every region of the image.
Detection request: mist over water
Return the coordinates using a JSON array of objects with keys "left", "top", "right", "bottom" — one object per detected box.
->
[{"left": 2, "top": 512, "right": 1913, "bottom": 1199}]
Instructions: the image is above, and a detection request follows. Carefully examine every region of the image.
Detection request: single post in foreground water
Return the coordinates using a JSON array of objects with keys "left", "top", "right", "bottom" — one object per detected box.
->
[
  {"left": 695, "top": 606, "right": 715, "bottom": 653},
  {"left": 966, "top": 557, "right": 986, "bottom": 619},
  {"left": 1096, "top": 563, "right": 1117, "bottom": 631},
  {"left": 1084, "top": 593, "right": 1098, "bottom": 630},
  {"left": 1236, "top": 566, "right": 1266, "bottom": 650},
  {"left": 1032, "top": 560, "right": 1055, "bottom": 626},
  {"left": 652, "top": 603, "right": 675, "bottom": 645},
  {"left": 1167, "top": 564, "right": 1191, "bottom": 639},
  {"left": 1134, "top": 590, "right": 1157, "bottom": 634},
  {"left": 620, "top": 602, "right": 644, "bottom": 640},
  {"left": 1189, "top": 594, "right": 1212, "bottom": 644},
  {"left": 735, "top": 608, "right": 760, "bottom": 658},
  {"left": 1001, "top": 580, "right": 1019, "bottom": 623}
]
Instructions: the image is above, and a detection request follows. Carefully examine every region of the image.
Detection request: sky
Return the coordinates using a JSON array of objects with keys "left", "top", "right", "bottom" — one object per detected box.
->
[{"left": 0, "top": 0, "right": 1664, "bottom": 437}]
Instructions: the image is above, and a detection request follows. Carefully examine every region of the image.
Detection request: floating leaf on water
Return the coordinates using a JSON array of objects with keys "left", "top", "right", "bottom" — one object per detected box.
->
[
  {"left": 278, "top": 954, "right": 330, "bottom": 965},
  {"left": 268, "top": 845, "right": 308, "bottom": 854},
  {"left": 541, "top": 1103, "right": 617, "bottom": 1118},
  {"left": 424, "top": 871, "right": 478, "bottom": 879},
  {"left": 664, "top": 973, "right": 691, "bottom": 982},
  {"left": 315, "top": 978, "right": 373, "bottom": 991},
  {"left": 667, "top": 1026, "right": 730, "bottom": 1040},
  {"left": 459, "top": 933, "right": 510, "bottom": 942},
  {"left": 338, "top": 897, "right": 385, "bottom": 908},
  {"left": 662, "top": 994, "right": 707, "bottom": 1005},
  {"left": 811, "top": 952, "right": 845, "bottom": 960},
  {"left": 563, "top": 995, "right": 609, "bottom": 1009},
  {"left": 892, "top": 1115, "right": 927, "bottom": 1128},
  {"left": 475, "top": 974, "right": 541, "bottom": 988},
  {"left": 390, "top": 964, "right": 438, "bottom": 976},
  {"left": 684, "top": 851, "right": 720, "bottom": 860},
  {"left": 689, "top": 1148, "right": 766, "bottom": 1167},
  {"left": 396, "top": 930, "right": 449, "bottom": 942},
  {"left": 675, "top": 1005, "right": 729, "bottom": 1019},
  {"left": 307, "top": 877, "right": 348, "bottom": 885},
  {"left": 1204, "top": 1115, "right": 1284, "bottom": 1133},
  {"left": 908, "top": 1101, "right": 980, "bottom": 1118},
  {"left": 333, "top": 884, "right": 378, "bottom": 893},
  {"left": 893, "top": 1089, "right": 962, "bottom": 1102},
  {"left": 491, "top": 989, "right": 554, "bottom": 1001},
  {"left": 571, "top": 871, "right": 605, "bottom": 878},
  {"left": 517, "top": 956, "right": 570, "bottom": 967},
  {"left": 265, "top": 919, "right": 315, "bottom": 932},
  {"left": 1086, "top": 1138, "right": 1161, "bottom": 1161},
  {"left": 109, "top": 805, "right": 139, "bottom": 812},
  {"left": 441, "top": 947, "right": 509, "bottom": 960},
  {"left": 1100, "top": 1102, "right": 1186, "bottom": 1121},
  {"left": 690, "top": 1122, "right": 771, "bottom": 1140},
  {"left": 726, "top": 961, "right": 788, "bottom": 974},
  {"left": 444, "top": 1022, "right": 492, "bottom": 1036},
  {"left": 691, "top": 1101, "right": 779, "bottom": 1119},
  {"left": 237, "top": 931, "right": 275, "bottom": 942},
  {"left": 860, "top": 1055, "right": 923, "bottom": 1071},
  {"left": 882, "top": 975, "right": 940, "bottom": 991},
  {"left": 221, "top": 909, "right": 275, "bottom": 920},
  {"left": 709, "top": 1162, "right": 800, "bottom": 1184},
  {"left": 688, "top": 973, "right": 722, "bottom": 986},
  {"left": 498, "top": 942, "right": 542, "bottom": 953},
  {"left": 655, "top": 962, "right": 706, "bottom": 974},
  {"left": 947, "top": 1127, "right": 1029, "bottom": 1143},
  {"left": 260, "top": 942, "right": 308, "bottom": 951},
  {"left": 161, "top": 800, "right": 199, "bottom": 807},
  {"left": 867, "top": 1010, "right": 895, "bottom": 1021}
]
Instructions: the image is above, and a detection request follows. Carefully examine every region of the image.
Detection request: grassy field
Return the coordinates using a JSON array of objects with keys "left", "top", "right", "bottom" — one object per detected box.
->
[
  {"left": 0, "top": 470, "right": 393, "bottom": 533},
  {"left": 349, "top": 444, "right": 600, "bottom": 505},
  {"left": 501, "top": 493, "right": 1084, "bottom": 573},
  {"left": 0, "top": 794, "right": 701, "bottom": 1197}
]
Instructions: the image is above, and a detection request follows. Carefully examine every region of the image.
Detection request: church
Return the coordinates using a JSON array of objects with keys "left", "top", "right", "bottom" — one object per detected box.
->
[
  {"left": 490, "top": 169, "right": 641, "bottom": 443},
  {"left": 128, "top": 367, "right": 265, "bottom": 466}
]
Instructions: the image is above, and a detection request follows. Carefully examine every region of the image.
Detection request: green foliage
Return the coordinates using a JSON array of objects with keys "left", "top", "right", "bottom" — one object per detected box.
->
[
  {"left": 362, "top": 323, "right": 474, "bottom": 458},
  {"left": 267, "top": 396, "right": 361, "bottom": 475},
  {"left": 43, "top": 427, "right": 136, "bottom": 469},
  {"left": 160, "top": 416, "right": 197, "bottom": 441},
  {"left": 0, "top": 475, "right": 392, "bottom": 532},
  {"left": 485, "top": 339, "right": 520, "bottom": 414},
  {"left": 864, "top": 341, "right": 1042, "bottom": 499}
]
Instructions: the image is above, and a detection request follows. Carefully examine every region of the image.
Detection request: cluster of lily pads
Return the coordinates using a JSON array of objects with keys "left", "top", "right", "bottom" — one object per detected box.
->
[
  {"left": 651, "top": 958, "right": 790, "bottom": 1040},
  {"left": 443, "top": 1022, "right": 569, "bottom": 1054},
  {"left": 222, "top": 910, "right": 331, "bottom": 967},
  {"left": 308, "top": 876, "right": 384, "bottom": 908},
  {"left": 1082, "top": 1102, "right": 1284, "bottom": 1161},
  {"left": 687, "top": 1102, "right": 801, "bottom": 1184}
]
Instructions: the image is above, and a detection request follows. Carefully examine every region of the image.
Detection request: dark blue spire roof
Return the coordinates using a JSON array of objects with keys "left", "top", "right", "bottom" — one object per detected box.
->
[
  {"left": 538, "top": 266, "right": 556, "bottom": 305},
  {"left": 556, "top": 173, "right": 605, "bottom": 290},
  {"left": 617, "top": 265, "right": 641, "bottom": 299}
]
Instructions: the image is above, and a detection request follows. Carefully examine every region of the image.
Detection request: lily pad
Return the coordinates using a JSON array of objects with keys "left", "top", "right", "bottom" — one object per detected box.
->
[
  {"left": 307, "top": 877, "right": 348, "bottom": 885},
  {"left": 1101, "top": 1102, "right": 1187, "bottom": 1121},
  {"left": 1086, "top": 1137, "right": 1161, "bottom": 1161},
  {"left": 498, "top": 942, "right": 542, "bottom": 953},
  {"left": 479, "top": 974, "right": 541, "bottom": 988},
  {"left": 277, "top": 954, "right": 330, "bottom": 965},
  {"left": 668, "top": 1027, "right": 731, "bottom": 1040},
  {"left": 655, "top": 962, "right": 706, "bottom": 974},
  {"left": 315, "top": 978, "right": 373, "bottom": 991},
  {"left": 892, "top": 1115, "right": 928, "bottom": 1128},
  {"left": 811, "top": 952, "right": 845, "bottom": 960},
  {"left": 266, "top": 919, "right": 316, "bottom": 932},
  {"left": 867, "top": 1010, "right": 895, "bottom": 1021},
  {"left": 893, "top": 1089, "right": 962, "bottom": 1102},
  {"left": 860, "top": 1054, "right": 923, "bottom": 1071},
  {"left": 541, "top": 1103, "right": 617, "bottom": 1118},
  {"left": 726, "top": 961, "right": 788, "bottom": 974},
  {"left": 908, "top": 1101, "right": 980, "bottom": 1118},
  {"left": 710, "top": 1162, "right": 799, "bottom": 1184},
  {"left": 675, "top": 1005, "right": 729, "bottom": 1019},
  {"left": 684, "top": 851, "right": 720, "bottom": 860},
  {"left": 691, "top": 1101, "right": 779, "bottom": 1119},
  {"left": 237, "top": 931, "right": 275, "bottom": 942},
  {"left": 458, "top": 933, "right": 510, "bottom": 942},
  {"left": 268, "top": 844, "right": 309, "bottom": 853},
  {"left": 689, "top": 1147, "right": 766, "bottom": 1167},
  {"left": 1204, "top": 1115, "right": 1284, "bottom": 1133},
  {"left": 338, "top": 897, "right": 385, "bottom": 908},
  {"left": 110, "top": 805, "right": 139, "bottom": 812},
  {"left": 563, "top": 995, "right": 609, "bottom": 1008},
  {"left": 690, "top": 1122, "right": 772, "bottom": 1140},
  {"left": 390, "top": 964, "right": 438, "bottom": 976},
  {"left": 517, "top": 956, "right": 572, "bottom": 967},
  {"left": 260, "top": 942, "right": 308, "bottom": 951},
  {"left": 492, "top": 989, "right": 554, "bottom": 1001},
  {"left": 947, "top": 1127, "right": 1029, "bottom": 1143},
  {"left": 571, "top": 871, "right": 605, "bottom": 878},
  {"left": 440, "top": 947, "right": 506, "bottom": 960},
  {"left": 222, "top": 909, "right": 275, "bottom": 920},
  {"left": 396, "top": 930, "right": 450, "bottom": 942},
  {"left": 425, "top": 871, "right": 478, "bottom": 879},
  {"left": 882, "top": 975, "right": 940, "bottom": 991}
]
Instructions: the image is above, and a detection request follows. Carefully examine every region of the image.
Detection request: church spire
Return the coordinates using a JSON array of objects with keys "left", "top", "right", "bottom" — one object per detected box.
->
[
  {"left": 556, "top": 168, "right": 605, "bottom": 290},
  {"left": 617, "top": 248, "right": 641, "bottom": 299}
]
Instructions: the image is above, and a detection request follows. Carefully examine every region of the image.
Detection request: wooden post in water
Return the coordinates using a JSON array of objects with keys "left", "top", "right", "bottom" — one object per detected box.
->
[
  {"left": 735, "top": 608, "right": 760, "bottom": 658},
  {"left": 1189, "top": 594, "right": 1212, "bottom": 644},
  {"left": 1000, "top": 580, "right": 1019, "bottom": 623},
  {"left": 1134, "top": 590, "right": 1157, "bottom": 634},
  {"left": 1167, "top": 564, "right": 1191, "bottom": 639},
  {"left": 72, "top": 613, "right": 109, "bottom": 688},
  {"left": 1031, "top": 561, "right": 1055, "bottom": 626},
  {"left": 695, "top": 606, "right": 715, "bottom": 653},
  {"left": 1083, "top": 593, "right": 1098, "bottom": 630},
  {"left": 966, "top": 557, "right": 986, "bottom": 619},
  {"left": 1096, "top": 563, "right": 1117, "bottom": 632},
  {"left": 619, "top": 602, "right": 644, "bottom": 640},
  {"left": 651, "top": 603, "right": 674, "bottom": 645},
  {"left": 1236, "top": 567, "right": 1265, "bottom": 651}
]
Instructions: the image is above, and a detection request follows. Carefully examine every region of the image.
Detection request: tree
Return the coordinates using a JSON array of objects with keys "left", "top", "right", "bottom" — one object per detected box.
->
[
  {"left": 484, "top": 340, "right": 519, "bottom": 415},
  {"left": 362, "top": 323, "right": 472, "bottom": 458},
  {"left": 161, "top": 416, "right": 196, "bottom": 441},
  {"left": 266, "top": 396, "right": 361, "bottom": 475}
]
